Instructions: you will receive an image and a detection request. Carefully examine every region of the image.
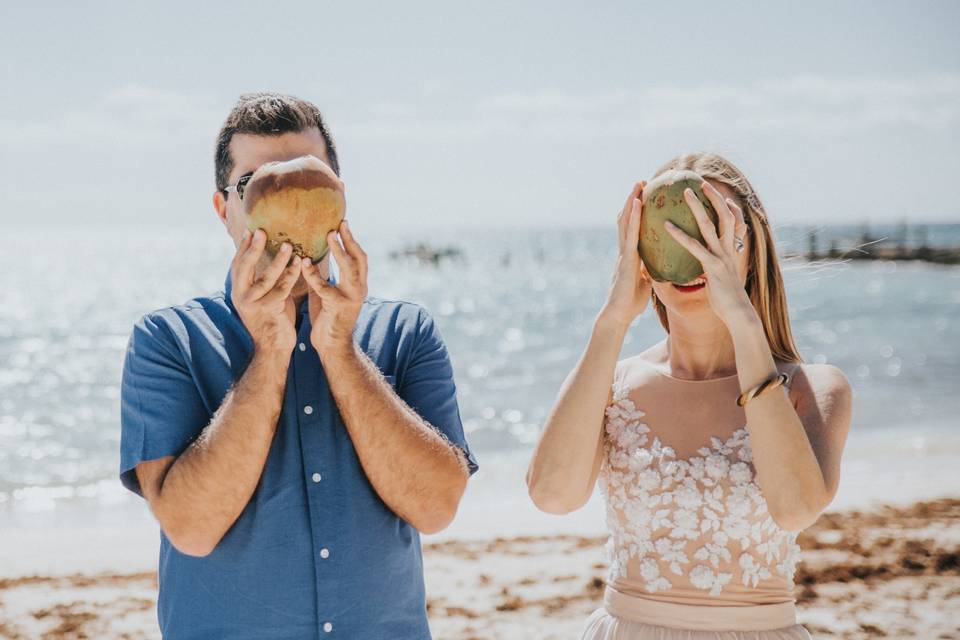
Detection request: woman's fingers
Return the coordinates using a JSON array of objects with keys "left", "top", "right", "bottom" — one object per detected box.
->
[
  {"left": 618, "top": 180, "right": 645, "bottom": 253},
  {"left": 683, "top": 187, "right": 722, "bottom": 255},
  {"left": 701, "top": 181, "right": 738, "bottom": 255},
  {"left": 248, "top": 242, "right": 293, "bottom": 300},
  {"left": 725, "top": 198, "right": 749, "bottom": 250},
  {"left": 665, "top": 220, "right": 718, "bottom": 271},
  {"left": 726, "top": 198, "right": 747, "bottom": 230},
  {"left": 639, "top": 260, "right": 653, "bottom": 286},
  {"left": 626, "top": 197, "right": 642, "bottom": 258}
]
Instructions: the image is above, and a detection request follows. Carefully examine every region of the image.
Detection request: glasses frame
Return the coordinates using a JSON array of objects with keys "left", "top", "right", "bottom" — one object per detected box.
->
[{"left": 223, "top": 172, "right": 254, "bottom": 201}]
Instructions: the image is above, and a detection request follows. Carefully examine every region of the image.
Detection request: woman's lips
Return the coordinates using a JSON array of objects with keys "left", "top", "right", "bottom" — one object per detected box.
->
[{"left": 672, "top": 277, "right": 706, "bottom": 293}]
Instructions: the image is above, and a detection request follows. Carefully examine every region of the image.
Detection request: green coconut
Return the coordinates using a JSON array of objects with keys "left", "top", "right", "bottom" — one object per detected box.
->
[
  {"left": 243, "top": 155, "right": 346, "bottom": 262},
  {"left": 638, "top": 169, "right": 719, "bottom": 284}
]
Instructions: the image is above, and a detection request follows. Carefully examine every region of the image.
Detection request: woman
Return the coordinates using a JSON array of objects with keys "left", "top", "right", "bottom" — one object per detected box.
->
[{"left": 526, "top": 153, "right": 853, "bottom": 639}]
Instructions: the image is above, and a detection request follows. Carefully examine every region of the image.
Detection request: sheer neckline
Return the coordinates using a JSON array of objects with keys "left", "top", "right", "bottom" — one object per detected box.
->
[
  {"left": 642, "top": 360, "right": 740, "bottom": 383},
  {"left": 626, "top": 353, "right": 740, "bottom": 383}
]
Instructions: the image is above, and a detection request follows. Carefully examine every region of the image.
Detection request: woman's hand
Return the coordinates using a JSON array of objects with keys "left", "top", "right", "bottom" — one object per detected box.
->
[
  {"left": 663, "top": 181, "right": 754, "bottom": 326},
  {"left": 601, "top": 181, "right": 653, "bottom": 328}
]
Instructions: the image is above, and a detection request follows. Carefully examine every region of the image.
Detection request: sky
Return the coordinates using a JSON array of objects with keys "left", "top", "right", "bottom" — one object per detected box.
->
[{"left": 2, "top": 0, "right": 959, "bottom": 236}]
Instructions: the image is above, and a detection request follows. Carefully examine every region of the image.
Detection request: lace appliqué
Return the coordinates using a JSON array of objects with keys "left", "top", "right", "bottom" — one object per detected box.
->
[{"left": 598, "top": 380, "right": 802, "bottom": 596}]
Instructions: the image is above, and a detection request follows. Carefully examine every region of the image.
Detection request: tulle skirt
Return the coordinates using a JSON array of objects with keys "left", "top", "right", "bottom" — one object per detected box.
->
[{"left": 580, "top": 587, "right": 813, "bottom": 640}]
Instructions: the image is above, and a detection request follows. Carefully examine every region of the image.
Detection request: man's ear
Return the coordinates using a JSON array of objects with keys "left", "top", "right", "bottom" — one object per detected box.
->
[{"left": 212, "top": 191, "right": 228, "bottom": 226}]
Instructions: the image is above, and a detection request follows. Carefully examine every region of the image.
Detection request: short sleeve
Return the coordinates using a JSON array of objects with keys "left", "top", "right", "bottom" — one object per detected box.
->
[
  {"left": 119, "top": 312, "right": 211, "bottom": 496},
  {"left": 397, "top": 307, "right": 479, "bottom": 475}
]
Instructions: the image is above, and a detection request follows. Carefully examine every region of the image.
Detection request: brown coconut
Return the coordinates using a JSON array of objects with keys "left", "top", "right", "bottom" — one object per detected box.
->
[{"left": 243, "top": 155, "right": 346, "bottom": 262}]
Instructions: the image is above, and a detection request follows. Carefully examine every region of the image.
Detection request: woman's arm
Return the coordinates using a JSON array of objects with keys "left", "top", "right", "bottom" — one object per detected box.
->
[
  {"left": 526, "top": 181, "right": 653, "bottom": 514},
  {"left": 525, "top": 312, "right": 629, "bottom": 513},
  {"left": 729, "top": 317, "right": 853, "bottom": 531},
  {"left": 665, "top": 181, "right": 853, "bottom": 532}
]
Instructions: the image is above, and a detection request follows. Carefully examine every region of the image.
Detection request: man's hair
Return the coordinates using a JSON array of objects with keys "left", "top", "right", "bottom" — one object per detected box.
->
[{"left": 214, "top": 92, "right": 340, "bottom": 193}]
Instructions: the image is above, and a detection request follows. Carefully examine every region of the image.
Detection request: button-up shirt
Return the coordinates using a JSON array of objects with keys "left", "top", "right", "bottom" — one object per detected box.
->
[{"left": 119, "top": 262, "right": 479, "bottom": 639}]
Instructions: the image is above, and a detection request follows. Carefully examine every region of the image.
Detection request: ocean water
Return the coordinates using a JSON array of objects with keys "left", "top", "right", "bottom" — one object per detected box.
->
[{"left": 1, "top": 223, "right": 959, "bottom": 528}]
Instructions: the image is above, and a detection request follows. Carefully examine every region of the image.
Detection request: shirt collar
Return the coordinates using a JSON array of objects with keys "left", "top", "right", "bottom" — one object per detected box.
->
[{"left": 223, "top": 255, "right": 339, "bottom": 317}]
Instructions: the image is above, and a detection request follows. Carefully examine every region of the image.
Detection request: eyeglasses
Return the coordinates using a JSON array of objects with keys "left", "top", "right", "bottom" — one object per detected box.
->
[{"left": 223, "top": 172, "right": 254, "bottom": 201}]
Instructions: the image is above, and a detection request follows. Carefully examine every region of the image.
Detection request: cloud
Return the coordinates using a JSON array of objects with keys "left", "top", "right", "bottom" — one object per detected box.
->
[
  {"left": 0, "top": 84, "right": 223, "bottom": 147},
  {"left": 2, "top": 74, "right": 957, "bottom": 149},
  {"left": 339, "top": 72, "right": 960, "bottom": 140}
]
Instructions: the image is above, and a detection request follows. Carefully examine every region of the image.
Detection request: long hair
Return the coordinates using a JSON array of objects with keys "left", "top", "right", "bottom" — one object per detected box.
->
[{"left": 649, "top": 152, "right": 804, "bottom": 364}]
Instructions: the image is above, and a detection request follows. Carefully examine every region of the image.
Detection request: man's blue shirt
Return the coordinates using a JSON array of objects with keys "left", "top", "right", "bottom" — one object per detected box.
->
[{"left": 119, "top": 262, "right": 478, "bottom": 639}]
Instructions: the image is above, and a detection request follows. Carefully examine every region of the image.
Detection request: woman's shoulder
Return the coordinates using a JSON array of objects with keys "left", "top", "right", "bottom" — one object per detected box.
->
[
  {"left": 615, "top": 351, "right": 664, "bottom": 387},
  {"left": 784, "top": 361, "right": 853, "bottom": 408}
]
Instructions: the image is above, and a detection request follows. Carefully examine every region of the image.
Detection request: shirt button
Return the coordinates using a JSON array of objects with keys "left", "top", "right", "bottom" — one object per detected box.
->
[
  {"left": 299, "top": 342, "right": 306, "bottom": 351},
  {"left": 323, "top": 622, "right": 333, "bottom": 633},
  {"left": 312, "top": 472, "right": 322, "bottom": 483},
  {"left": 303, "top": 405, "right": 313, "bottom": 415},
  {"left": 320, "top": 548, "right": 330, "bottom": 559}
]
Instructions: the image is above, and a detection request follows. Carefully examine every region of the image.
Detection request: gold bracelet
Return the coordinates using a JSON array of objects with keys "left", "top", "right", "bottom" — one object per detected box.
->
[{"left": 737, "top": 372, "right": 788, "bottom": 407}]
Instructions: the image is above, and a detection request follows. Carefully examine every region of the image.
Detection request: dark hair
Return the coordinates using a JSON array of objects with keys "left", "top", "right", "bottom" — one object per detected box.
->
[{"left": 214, "top": 92, "right": 340, "bottom": 193}]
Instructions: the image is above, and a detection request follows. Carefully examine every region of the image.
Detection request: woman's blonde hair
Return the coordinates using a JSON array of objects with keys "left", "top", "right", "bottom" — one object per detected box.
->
[{"left": 649, "top": 152, "right": 804, "bottom": 364}]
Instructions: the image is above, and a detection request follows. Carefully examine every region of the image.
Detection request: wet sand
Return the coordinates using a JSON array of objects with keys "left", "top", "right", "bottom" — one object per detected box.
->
[{"left": 1, "top": 498, "right": 958, "bottom": 639}]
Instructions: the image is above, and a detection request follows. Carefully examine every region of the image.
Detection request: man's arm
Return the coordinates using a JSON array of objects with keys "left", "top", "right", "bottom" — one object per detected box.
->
[
  {"left": 320, "top": 340, "right": 470, "bottom": 534},
  {"left": 131, "top": 229, "right": 302, "bottom": 556},
  {"left": 300, "top": 220, "right": 472, "bottom": 534},
  {"left": 135, "top": 348, "right": 290, "bottom": 557}
]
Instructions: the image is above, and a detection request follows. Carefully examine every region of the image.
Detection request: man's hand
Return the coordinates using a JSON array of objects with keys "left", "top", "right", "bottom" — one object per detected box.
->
[
  {"left": 231, "top": 228, "right": 302, "bottom": 354},
  {"left": 301, "top": 220, "right": 366, "bottom": 356}
]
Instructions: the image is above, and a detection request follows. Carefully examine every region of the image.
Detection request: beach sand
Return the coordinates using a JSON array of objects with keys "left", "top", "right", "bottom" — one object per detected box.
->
[{"left": 1, "top": 497, "right": 957, "bottom": 639}]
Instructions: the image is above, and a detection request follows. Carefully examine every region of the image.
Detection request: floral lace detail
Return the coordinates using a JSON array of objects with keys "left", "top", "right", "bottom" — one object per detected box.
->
[{"left": 598, "top": 380, "right": 802, "bottom": 596}]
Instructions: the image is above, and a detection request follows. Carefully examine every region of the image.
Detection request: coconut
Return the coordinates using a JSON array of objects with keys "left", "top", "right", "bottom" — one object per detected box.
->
[
  {"left": 243, "top": 155, "right": 346, "bottom": 262},
  {"left": 638, "top": 169, "right": 719, "bottom": 284}
]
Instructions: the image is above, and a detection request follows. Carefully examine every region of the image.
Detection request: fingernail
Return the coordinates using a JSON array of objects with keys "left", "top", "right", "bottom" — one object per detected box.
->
[
  {"left": 665, "top": 220, "right": 675, "bottom": 229},
  {"left": 242, "top": 229, "right": 250, "bottom": 240}
]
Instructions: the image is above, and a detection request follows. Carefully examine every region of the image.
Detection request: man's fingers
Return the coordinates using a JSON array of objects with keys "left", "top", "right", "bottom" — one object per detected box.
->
[
  {"left": 248, "top": 242, "right": 293, "bottom": 300},
  {"left": 339, "top": 220, "right": 365, "bottom": 262},
  {"left": 338, "top": 220, "right": 368, "bottom": 284},
  {"left": 327, "top": 230, "right": 362, "bottom": 290},
  {"left": 261, "top": 256, "right": 302, "bottom": 306},
  {"left": 301, "top": 258, "right": 336, "bottom": 297},
  {"left": 327, "top": 230, "right": 350, "bottom": 268},
  {"left": 235, "top": 228, "right": 267, "bottom": 290}
]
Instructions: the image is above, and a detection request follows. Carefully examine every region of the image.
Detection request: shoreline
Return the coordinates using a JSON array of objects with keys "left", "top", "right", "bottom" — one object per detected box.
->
[{"left": 1, "top": 497, "right": 957, "bottom": 639}]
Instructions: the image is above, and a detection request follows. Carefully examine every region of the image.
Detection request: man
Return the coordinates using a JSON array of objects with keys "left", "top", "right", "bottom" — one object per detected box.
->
[{"left": 119, "top": 92, "right": 478, "bottom": 639}]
